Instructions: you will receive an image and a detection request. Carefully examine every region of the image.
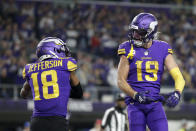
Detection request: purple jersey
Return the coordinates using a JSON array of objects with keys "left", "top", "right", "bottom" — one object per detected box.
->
[
  {"left": 22, "top": 57, "right": 77, "bottom": 117},
  {"left": 118, "top": 40, "right": 173, "bottom": 100}
]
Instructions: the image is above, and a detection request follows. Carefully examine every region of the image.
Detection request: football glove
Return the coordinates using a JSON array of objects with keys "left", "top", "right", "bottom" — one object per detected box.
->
[
  {"left": 133, "top": 91, "right": 155, "bottom": 104},
  {"left": 165, "top": 91, "right": 181, "bottom": 108}
]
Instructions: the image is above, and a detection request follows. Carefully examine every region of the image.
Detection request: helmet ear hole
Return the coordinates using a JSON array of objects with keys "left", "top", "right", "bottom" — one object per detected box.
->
[
  {"left": 54, "top": 48, "right": 61, "bottom": 53},
  {"left": 65, "top": 46, "right": 71, "bottom": 57},
  {"left": 57, "top": 49, "right": 61, "bottom": 53}
]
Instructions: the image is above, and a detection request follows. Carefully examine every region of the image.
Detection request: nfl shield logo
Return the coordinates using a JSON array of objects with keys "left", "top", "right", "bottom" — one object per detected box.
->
[
  {"left": 144, "top": 51, "right": 148, "bottom": 56},
  {"left": 133, "top": 50, "right": 136, "bottom": 55}
]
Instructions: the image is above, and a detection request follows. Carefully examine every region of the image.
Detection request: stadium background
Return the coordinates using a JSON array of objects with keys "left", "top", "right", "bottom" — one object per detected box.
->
[{"left": 0, "top": 0, "right": 196, "bottom": 130}]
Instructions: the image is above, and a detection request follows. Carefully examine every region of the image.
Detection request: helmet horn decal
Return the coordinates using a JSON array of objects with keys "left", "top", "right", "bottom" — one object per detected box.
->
[{"left": 149, "top": 21, "right": 158, "bottom": 33}]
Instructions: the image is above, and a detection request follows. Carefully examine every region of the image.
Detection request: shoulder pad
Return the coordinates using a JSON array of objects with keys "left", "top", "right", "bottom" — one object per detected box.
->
[
  {"left": 118, "top": 41, "right": 129, "bottom": 55},
  {"left": 61, "top": 57, "right": 77, "bottom": 71}
]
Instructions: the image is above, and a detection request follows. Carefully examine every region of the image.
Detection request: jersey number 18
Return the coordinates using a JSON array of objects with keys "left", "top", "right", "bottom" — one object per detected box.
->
[{"left": 31, "top": 70, "right": 59, "bottom": 100}]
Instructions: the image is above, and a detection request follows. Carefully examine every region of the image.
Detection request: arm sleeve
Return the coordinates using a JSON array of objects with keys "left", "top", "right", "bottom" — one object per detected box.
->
[
  {"left": 169, "top": 67, "right": 185, "bottom": 93},
  {"left": 70, "top": 83, "right": 83, "bottom": 99}
]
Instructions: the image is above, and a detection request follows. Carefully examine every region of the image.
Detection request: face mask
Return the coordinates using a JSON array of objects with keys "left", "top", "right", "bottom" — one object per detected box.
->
[{"left": 132, "top": 29, "right": 148, "bottom": 47}]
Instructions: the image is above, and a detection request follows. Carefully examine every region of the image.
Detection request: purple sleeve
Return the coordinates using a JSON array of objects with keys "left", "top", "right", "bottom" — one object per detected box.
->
[
  {"left": 22, "top": 66, "right": 26, "bottom": 79},
  {"left": 22, "top": 64, "right": 31, "bottom": 80},
  {"left": 22, "top": 64, "right": 33, "bottom": 80},
  {"left": 117, "top": 41, "right": 129, "bottom": 57},
  {"left": 163, "top": 42, "right": 173, "bottom": 59}
]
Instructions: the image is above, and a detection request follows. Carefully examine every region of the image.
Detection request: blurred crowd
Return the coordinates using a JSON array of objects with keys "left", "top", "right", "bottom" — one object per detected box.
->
[
  {"left": 0, "top": 0, "right": 196, "bottom": 94},
  {"left": 118, "top": 0, "right": 196, "bottom": 5}
]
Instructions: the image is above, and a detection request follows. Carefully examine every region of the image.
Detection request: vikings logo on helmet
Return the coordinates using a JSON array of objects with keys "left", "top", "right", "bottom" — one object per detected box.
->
[
  {"left": 128, "top": 13, "right": 158, "bottom": 47},
  {"left": 36, "top": 37, "right": 70, "bottom": 61}
]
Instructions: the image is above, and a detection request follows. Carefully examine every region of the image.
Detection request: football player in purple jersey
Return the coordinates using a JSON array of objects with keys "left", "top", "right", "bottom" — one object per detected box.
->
[
  {"left": 20, "top": 37, "right": 83, "bottom": 131},
  {"left": 117, "top": 13, "right": 185, "bottom": 131}
]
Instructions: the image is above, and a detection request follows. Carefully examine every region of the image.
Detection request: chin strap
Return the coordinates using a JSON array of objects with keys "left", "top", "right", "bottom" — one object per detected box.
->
[
  {"left": 134, "top": 40, "right": 143, "bottom": 47},
  {"left": 127, "top": 44, "right": 134, "bottom": 60}
]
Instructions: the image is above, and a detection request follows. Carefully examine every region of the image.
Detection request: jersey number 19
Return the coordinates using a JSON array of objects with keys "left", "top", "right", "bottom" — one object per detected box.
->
[{"left": 135, "top": 60, "right": 159, "bottom": 81}]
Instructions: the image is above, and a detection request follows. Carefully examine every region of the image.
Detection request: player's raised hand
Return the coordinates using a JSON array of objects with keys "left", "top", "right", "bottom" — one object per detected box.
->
[
  {"left": 133, "top": 91, "right": 155, "bottom": 104},
  {"left": 165, "top": 91, "right": 181, "bottom": 108}
]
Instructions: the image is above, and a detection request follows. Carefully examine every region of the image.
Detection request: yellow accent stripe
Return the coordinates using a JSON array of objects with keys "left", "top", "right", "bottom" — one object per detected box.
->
[
  {"left": 22, "top": 67, "right": 26, "bottom": 79},
  {"left": 118, "top": 50, "right": 125, "bottom": 52},
  {"left": 118, "top": 51, "right": 125, "bottom": 53},
  {"left": 118, "top": 51, "right": 126, "bottom": 54},
  {"left": 169, "top": 67, "right": 185, "bottom": 93},
  {"left": 127, "top": 44, "right": 134, "bottom": 59},
  {"left": 67, "top": 61, "right": 77, "bottom": 71},
  {"left": 118, "top": 52, "right": 126, "bottom": 55},
  {"left": 56, "top": 43, "right": 62, "bottom": 45},
  {"left": 168, "top": 50, "right": 173, "bottom": 54},
  {"left": 118, "top": 49, "right": 125, "bottom": 51},
  {"left": 118, "top": 51, "right": 125, "bottom": 52},
  {"left": 69, "top": 67, "right": 77, "bottom": 71}
]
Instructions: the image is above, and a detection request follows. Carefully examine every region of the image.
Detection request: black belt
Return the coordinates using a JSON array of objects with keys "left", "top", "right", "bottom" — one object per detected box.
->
[{"left": 32, "top": 115, "right": 66, "bottom": 120}]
